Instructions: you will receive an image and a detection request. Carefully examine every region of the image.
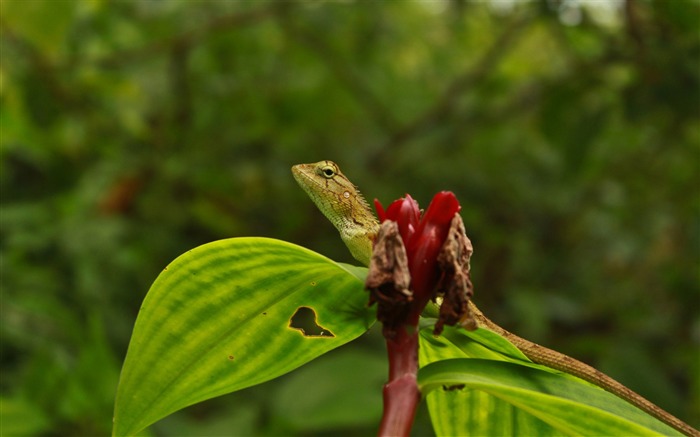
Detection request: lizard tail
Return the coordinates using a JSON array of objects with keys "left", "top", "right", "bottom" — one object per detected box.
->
[{"left": 469, "top": 302, "right": 700, "bottom": 437}]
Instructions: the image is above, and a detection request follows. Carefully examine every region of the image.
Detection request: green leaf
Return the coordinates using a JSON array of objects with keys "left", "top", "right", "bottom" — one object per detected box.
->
[
  {"left": 418, "top": 327, "right": 680, "bottom": 436},
  {"left": 113, "top": 238, "right": 374, "bottom": 436},
  {"left": 419, "top": 322, "right": 531, "bottom": 363},
  {"left": 336, "top": 262, "right": 370, "bottom": 283}
]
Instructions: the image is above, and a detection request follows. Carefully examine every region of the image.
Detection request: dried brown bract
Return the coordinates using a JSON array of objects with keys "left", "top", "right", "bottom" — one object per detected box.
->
[
  {"left": 434, "top": 214, "right": 477, "bottom": 335},
  {"left": 365, "top": 213, "right": 477, "bottom": 337},
  {"left": 365, "top": 220, "right": 412, "bottom": 335}
]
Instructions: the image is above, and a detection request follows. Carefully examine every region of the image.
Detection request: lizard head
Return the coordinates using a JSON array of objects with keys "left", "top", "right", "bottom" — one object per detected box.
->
[
  {"left": 292, "top": 160, "right": 341, "bottom": 185},
  {"left": 292, "top": 160, "right": 380, "bottom": 265},
  {"left": 291, "top": 160, "right": 373, "bottom": 220}
]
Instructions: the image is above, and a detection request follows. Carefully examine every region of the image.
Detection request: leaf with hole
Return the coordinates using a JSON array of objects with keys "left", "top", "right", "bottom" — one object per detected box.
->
[{"left": 113, "top": 237, "right": 374, "bottom": 436}]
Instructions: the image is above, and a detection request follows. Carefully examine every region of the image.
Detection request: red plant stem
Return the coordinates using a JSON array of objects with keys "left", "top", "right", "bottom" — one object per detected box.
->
[
  {"left": 378, "top": 324, "right": 421, "bottom": 437},
  {"left": 377, "top": 237, "right": 445, "bottom": 436},
  {"left": 374, "top": 193, "right": 460, "bottom": 436}
]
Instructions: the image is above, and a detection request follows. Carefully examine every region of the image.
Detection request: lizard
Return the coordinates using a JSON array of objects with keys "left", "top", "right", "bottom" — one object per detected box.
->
[{"left": 292, "top": 159, "right": 699, "bottom": 437}]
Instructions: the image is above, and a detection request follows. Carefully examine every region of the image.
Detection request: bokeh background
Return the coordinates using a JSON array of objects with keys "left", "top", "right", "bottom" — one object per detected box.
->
[{"left": 1, "top": 0, "right": 698, "bottom": 436}]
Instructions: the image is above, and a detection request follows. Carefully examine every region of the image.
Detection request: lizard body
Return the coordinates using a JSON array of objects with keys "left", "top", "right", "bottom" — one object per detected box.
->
[{"left": 292, "top": 160, "right": 698, "bottom": 437}]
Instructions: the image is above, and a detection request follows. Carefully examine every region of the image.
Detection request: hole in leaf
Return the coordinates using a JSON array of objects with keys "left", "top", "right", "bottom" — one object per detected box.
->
[
  {"left": 289, "top": 306, "right": 335, "bottom": 338},
  {"left": 442, "top": 384, "right": 465, "bottom": 391}
]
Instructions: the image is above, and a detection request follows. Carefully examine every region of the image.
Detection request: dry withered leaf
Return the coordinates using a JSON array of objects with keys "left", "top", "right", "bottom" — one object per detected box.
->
[
  {"left": 365, "top": 220, "right": 412, "bottom": 334},
  {"left": 434, "top": 214, "right": 477, "bottom": 335}
]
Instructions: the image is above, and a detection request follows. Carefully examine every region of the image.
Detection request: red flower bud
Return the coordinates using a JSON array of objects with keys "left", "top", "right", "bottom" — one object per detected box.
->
[
  {"left": 368, "top": 192, "right": 474, "bottom": 437},
  {"left": 374, "top": 192, "right": 461, "bottom": 300}
]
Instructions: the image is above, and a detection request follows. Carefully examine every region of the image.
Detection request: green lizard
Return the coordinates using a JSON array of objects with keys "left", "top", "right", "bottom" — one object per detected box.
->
[{"left": 292, "top": 160, "right": 698, "bottom": 437}]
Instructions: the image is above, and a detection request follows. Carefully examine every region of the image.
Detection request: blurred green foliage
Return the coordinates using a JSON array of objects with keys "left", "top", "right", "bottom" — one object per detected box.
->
[{"left": 1, "top": 0, "right": 698, "bottom": 435}]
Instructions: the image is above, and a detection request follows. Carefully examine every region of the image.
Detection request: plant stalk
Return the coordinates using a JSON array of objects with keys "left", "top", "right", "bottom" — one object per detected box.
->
[{"left": 378, "top": 323, "right": 421, "bottom": 437}]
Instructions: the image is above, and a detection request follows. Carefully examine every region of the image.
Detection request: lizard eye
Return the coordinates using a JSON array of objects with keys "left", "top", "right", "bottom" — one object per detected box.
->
[{"left": 320, "top": 166, "right": 336, "bottom": 178}]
